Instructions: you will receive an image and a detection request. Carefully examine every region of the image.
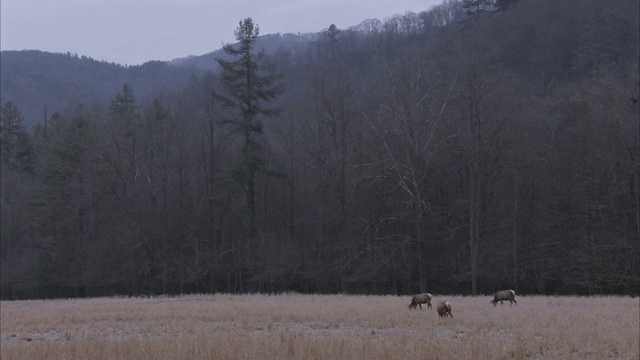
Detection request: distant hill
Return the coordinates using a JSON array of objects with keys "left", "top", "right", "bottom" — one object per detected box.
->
[
  {"left": 0, "top": 50, "right": 204, "bottom": 128},
  {"left": 3, "top": 0, "right": 638, "bottom": 129},
  {"left": 0, "top": 33, "right": 316, "bottom": 128}
]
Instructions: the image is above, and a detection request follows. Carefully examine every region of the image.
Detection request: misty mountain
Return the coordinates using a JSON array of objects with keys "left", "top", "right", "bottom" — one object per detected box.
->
[
  {"left": 0, "top": 32, "right": 318, "bottom": 128},
  {"left": 0, "top": 51, "right": 199, "bottom": 128}
]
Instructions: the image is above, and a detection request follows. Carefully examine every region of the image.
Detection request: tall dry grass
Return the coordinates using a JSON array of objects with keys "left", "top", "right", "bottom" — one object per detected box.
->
[{"left": 1, "top": 294, "right": 638, "bottom": 359}]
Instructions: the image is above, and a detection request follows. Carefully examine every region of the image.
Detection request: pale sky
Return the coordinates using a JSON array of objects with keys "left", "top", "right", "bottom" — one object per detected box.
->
[{"left": 1, "top": 0, "right": 442, "bottom": 66}]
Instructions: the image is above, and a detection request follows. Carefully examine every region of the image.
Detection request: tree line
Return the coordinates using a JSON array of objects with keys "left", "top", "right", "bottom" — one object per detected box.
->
[{"left": 1, "top": 0, "right": 638, "bottom": 299}]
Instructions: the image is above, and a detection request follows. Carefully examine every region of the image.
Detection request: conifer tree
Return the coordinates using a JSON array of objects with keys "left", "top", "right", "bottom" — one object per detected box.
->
[
  {"left": 216, "top": 17, "right": 285, "bottom": 236},
  {"left": 0, "top": 101, "right": 33, "bottom": 171}
]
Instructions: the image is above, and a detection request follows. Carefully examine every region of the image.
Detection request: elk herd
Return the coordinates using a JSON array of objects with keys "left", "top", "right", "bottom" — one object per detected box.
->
[{"left": 408, "top": 289, "right": 517, "bottom": 318}]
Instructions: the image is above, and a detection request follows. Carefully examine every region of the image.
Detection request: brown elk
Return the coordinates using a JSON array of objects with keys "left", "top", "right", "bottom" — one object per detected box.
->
[
  {"left": 437, "top": 301, "right": 452, "bottom": 318},
  {"left": 491, "top": 289, "right": 517, "bottom": 307},
  {"left": 408, "top": 293, "right": 432, "bottom": 309}
]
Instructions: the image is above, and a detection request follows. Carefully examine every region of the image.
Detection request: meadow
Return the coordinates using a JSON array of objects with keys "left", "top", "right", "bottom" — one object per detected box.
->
[{"left": 1, "top": 294, "right": 638, "bottom": 359}]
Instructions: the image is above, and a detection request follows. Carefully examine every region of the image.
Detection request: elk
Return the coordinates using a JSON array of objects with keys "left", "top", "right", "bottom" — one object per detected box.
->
[
  {"left": 491, "top": 289, "right": 517, "bottom": 307},
  {"left": 408, "top": 293, "right": 432, "bottom": 309},
  {"left": 437, "top": 301, "right": 452, "bottom": 318}
]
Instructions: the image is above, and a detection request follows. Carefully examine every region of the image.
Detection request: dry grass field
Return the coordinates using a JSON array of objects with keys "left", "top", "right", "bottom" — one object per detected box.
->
[{"left": 1, "top": 294, "right": 638, "bottom": 360}]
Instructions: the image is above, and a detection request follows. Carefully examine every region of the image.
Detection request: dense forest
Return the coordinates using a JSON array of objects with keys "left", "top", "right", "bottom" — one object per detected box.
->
[{"left": 1, "top": 0, "right": 638, "bottom": 300}]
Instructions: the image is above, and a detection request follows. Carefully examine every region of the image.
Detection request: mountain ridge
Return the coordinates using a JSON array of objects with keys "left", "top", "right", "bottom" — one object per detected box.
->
[{"left": 1, "top": 31, "right": 315, "bottom": 127}]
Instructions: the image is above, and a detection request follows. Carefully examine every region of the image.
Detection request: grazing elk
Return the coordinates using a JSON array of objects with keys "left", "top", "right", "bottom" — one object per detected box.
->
[
  {"left": 491, "top": 289, "right": 517, "bottom": 307},
  {"left": 408, "top": 293, "right": 433, "bottom": 310},
  {"left": 437, "top": 301, "right": 452, "bottom": 318}
]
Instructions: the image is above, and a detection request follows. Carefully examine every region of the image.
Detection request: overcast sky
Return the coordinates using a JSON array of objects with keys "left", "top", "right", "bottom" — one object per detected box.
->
[{"left": 1, "top": 0, "right": 442, "bottom": 66}]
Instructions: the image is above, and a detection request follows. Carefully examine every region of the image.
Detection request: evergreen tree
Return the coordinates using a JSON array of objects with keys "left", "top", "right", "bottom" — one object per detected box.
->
[
  {"left": 0, "top": 101, "right": 33, "bottom": 172},
  {"left": 106, "top": 84, "right": 141, "bottom": 193},
  {"left": 323, "top": 24, "right": 341, "bottom": 58},
  {"left": 104, "top": 84, "right": 145, "bottom": 295},
  {"left": 215, "top": 17, "right": 285, "bottom": 236},
  {"left": 34, "top": 107, "right": 99, "bottom": 296}
]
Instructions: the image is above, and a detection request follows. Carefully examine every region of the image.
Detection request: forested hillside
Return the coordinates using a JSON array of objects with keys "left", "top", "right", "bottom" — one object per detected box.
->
[
  {"left": 0, "top": 51, "right": 201, "bottom": 128},
  {"left": 1, "top": 0, "right": 638, "bottom": 299},
  {"left": 0, "top": 34, "right": 314, "bottom": 129}
]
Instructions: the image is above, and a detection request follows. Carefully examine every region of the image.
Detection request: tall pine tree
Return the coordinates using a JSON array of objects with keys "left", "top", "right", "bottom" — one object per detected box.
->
[
  {"left": 0, "top": 101, "right": 33, "bottom": 172},
  {"left": 215, "top": 17, "right": 285, "bottom": 236}
]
